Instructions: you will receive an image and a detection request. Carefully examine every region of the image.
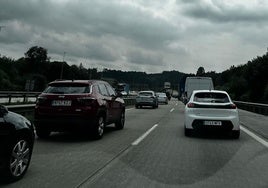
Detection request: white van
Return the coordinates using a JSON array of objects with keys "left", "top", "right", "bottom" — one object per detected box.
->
[{"left": 183, "top": 77, "right": 214, "bottom": 103}]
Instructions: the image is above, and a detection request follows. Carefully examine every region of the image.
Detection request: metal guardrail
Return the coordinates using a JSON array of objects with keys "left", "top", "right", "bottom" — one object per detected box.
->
[
  {"left": 0, "top": 92, "right": 136, "bottom": 106},
  {"left": 234, "top": 101, "right": 268, "bottom": 116},
  {"left": 3, "top": 93, "right": 267, "bottom": 116},
  {"left": 0, "top": 91, "right": 41, "bottom": 104},
  {"left": 5, "top": 98, "right": 136, "bottom": 116}
]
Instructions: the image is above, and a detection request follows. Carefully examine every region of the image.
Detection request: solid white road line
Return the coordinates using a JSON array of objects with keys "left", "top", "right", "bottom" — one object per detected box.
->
[
  {"left": 132, "top": 124, "right": 159, "bottom": 146},
  {"left": 240, "top": 125, "right": 268, "bottom": 148},
  {"left": 126, "top": 108, "right": 134, "bottom": 111}
]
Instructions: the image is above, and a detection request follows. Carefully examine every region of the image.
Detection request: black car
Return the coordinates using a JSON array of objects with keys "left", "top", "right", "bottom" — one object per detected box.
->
[{"left": 0, "top": 105, "right": 35, "bottom": 182}]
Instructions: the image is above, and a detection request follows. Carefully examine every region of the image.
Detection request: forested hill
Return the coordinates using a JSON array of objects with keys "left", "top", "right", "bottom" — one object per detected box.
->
[
  {"left": 0, "top": 46, "right": 267, "bottom": 103},
  {"left": 102, "top": 69, "right": 187, "bottom": 91},
  {"left": 213, "top": 53, "right": 268, "bottom": 103}
]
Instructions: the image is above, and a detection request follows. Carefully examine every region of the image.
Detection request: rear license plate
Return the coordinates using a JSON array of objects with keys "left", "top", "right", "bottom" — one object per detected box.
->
[
  {"left": 204, "top": 121, "right": 222, "bottom": 126},
  {"left": 52, "top": 100, "right": 72, "bottom": 106}
]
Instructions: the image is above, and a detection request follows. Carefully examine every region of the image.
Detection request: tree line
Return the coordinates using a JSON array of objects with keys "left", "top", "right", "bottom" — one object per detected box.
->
[{"left": 0, "top": 46, "right": 267, "bottom": 103}]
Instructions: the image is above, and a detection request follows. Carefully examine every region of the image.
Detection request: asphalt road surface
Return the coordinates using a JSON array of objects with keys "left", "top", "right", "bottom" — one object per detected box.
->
[{"left": 2, "top": 100, "right": 268, "bottom": 188}]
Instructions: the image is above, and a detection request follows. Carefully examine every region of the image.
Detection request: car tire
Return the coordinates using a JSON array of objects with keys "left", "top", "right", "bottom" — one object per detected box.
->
[
  {"left": 184, "top": 127, "right": 192, "bottom": 137},
  {"left": 115, "top": 111, "right": 125, "bottom": 130},
  {"left": 36, "top": 128, "right": 51, "bottom": 139},
  {"left": 231, "top": 130, "right": 240, "bottom": 139},
  {"left": 93, "top": 115, "right": 105, "bottom": 139},
  {"left": 1, "top": 135, "right": 33, "bottom": 182},
  {"left": 135, "top": 104, "right": 139, "bottom": 109}
]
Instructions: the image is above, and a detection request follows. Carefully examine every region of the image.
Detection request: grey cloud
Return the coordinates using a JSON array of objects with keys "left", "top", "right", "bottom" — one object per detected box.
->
[
  {"left": 35, "top": 32, "right": 118, "bottom": 62},
  {"left": 0, "top": 0, "right": 267, "bottom": 73},
  {"left": 0, "top": 21, "right": 33, "bottom": 44},
  {"left": 127, "top": 49, "right": 163, "bottom": 66},
  {"left": 0, "top": 0, "right": 179, "bottom": 46},
  {"left": 84, "top": 43, "right": 117, "bottom": 62},
  {"left": 178, "top": 0, "right": 268, "bottom": 24}
]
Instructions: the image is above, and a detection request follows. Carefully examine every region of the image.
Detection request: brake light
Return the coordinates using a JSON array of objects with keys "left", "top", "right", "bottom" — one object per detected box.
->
[
  {"left": 36, "top": 96, "right": 47, "bottom": 105},
  {"left": 229, "top": 104, "right": 237, "bottom": 109},
  {"left": 187, "top": 103, "right": 195, "bottom": 108}
]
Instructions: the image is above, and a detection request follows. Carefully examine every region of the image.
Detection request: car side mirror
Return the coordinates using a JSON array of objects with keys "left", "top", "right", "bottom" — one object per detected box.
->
[
  {"left": 0, "top": 105, "right": 8, "bottom": 116},
  {"left": 111, "top": 92, "right": 122, "bottom": 100}
]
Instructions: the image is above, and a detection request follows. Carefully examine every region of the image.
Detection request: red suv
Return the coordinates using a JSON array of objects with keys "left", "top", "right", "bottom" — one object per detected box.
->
[{"left": 34, "top": 80, "right": 125, "bottom": 139}]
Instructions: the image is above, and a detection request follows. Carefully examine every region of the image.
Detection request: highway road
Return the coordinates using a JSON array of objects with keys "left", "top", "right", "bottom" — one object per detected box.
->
[{"left": 2, "top": 100, "right": 268, "bottom": 188}]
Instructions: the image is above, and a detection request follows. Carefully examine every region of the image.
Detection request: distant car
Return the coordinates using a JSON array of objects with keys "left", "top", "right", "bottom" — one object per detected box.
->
[
  {"left": 129, "top": 91, "right": 138, "bottom": 96},
  {"left": 120, "top": 91, "right": 128, "bottom": 96},
  {"left": 156, "top": 92, "right": 168, "bottom": 104},
  {"left": 135, "top": 91, "right": 158, "bottom": 109},
  {"left": 0, "top": 105, "right": 35, "bottom": 182},
  {"left": 184, "top": 90, "right": 240, "bottom": 138},
  {"left": 34, "top": 80, "right": 125, "bottom": 139}
]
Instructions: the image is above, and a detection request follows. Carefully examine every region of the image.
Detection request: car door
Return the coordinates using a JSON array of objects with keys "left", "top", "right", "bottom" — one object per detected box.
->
[
  {"left": 105, "top": 83, "right": 122, "bottom": 121},
  {"left": 98, "top": 83, "right": 114, "bottom": 123}
]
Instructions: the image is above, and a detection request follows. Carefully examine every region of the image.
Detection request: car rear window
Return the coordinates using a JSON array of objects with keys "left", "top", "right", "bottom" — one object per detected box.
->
[
  {"left": 44, "top": 83, "right": 91, "bottom": 94},
  {"left": 139, "top": 92, "right": 153, "bottom": 96},
  {"left": 194, "top": 92, "right": 230, "bottom": 103}
]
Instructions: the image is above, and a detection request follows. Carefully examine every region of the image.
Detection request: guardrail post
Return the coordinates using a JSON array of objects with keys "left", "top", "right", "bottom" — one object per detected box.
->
[
  {"left": 8, "top": 94, "right": 12, "bottom": 104},
  {"left": 23, "top": 94, "right": 27, "bottom": 103}
]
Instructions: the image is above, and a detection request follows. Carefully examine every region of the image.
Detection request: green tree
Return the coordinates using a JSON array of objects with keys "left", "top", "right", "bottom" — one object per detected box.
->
[
  {"left": 196, "top": 67, "right": 205, "bottom": 76},
  {"left": 25, "top": 46, "right": 49, "bottom": 74},
  {"left": 0, "top": 69, "right": 13, "bottom": 90},
  {"left": 25, "top": 46, "right": 48, "bottom": 63}
]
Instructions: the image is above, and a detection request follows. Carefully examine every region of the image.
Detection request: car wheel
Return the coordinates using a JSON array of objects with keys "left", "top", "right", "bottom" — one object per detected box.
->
[
  {"left": 93, "top": 115, "right": 105, "bottom": 139},
  {"left": 184, "top": 127, "right": 192, "bottom": 137},
  {"left": 2, "top": 136, "right": 33, "bottom": 182},
  {"left": 115, "top": 111, "right": 125, "bottom": 130},
  {"left": 231, "top": 130, "right": 240, "bottom": 139},
  {"left": 36, "top": 128, "right": 51, "bottom": 139},
  {"left": 135, "top": 104, "right": 139, "bottom": 109}
]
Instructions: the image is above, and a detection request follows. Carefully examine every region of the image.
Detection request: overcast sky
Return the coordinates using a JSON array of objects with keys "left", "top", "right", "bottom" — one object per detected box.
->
[{"left": 1, "top": 0, "right": 268, "bottom": 74}]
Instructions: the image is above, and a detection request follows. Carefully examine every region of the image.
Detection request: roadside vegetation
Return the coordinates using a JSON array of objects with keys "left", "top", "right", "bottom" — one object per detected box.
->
[{"left": 0, "top": 46, "right": 267, "bottom": 103}]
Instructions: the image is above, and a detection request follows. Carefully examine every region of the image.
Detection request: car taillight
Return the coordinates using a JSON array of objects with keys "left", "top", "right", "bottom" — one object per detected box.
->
[
  {"left": 187, "top": 103, "right": 195, "bottom": 108},
  {"left": 229, "top": 104, "right": 237, "bottom": 109},
  {"left": 77, "top": 97, "right": 96, "bottom": 106},
  {"left": 36, "top": 96, "right": 47, "bottom": 105}
]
